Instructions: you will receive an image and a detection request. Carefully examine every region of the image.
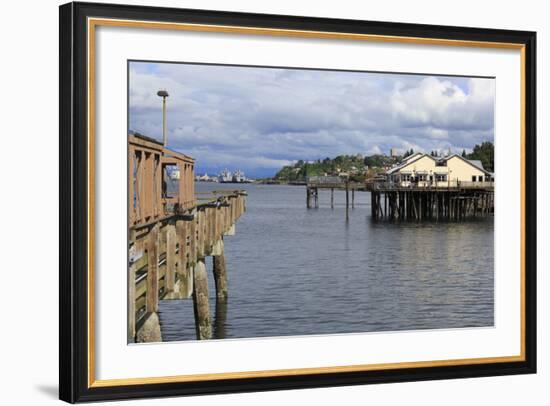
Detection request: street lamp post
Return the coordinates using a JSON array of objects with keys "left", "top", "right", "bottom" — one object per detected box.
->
[{"left": 157, "top": 90, "right": 169, "bottom": 146}]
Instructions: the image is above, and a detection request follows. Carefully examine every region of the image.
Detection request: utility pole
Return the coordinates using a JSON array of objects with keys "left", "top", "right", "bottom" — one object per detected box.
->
[{"left": 157, "top": 90, "right": 169, "bottom": 146}]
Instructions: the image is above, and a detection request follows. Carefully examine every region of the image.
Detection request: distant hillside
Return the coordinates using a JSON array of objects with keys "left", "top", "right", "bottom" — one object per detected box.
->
[
  {"left": 274, "top": 154, "right": 396, "bottom": 182},
  {"left": 272, "top": 141, "right": 494, "bottom": 183}
]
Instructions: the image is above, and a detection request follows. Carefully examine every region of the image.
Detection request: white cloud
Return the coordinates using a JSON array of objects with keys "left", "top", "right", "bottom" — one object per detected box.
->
[{"left": 129, "top": 62, "right": 495, "bottom": 177}]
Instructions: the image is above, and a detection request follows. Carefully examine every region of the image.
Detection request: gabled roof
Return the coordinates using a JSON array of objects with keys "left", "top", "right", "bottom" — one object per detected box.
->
[
  {"left": 386, "top": 153, "right": 437, "bottom": 175},
  {"left": 402, "top": 152, "right": 423, "bottom": 163},
  {"left": 467, "top": 159, "right": 484, "bottom": 170},
  {"left": 441, "top": 154, "right": 490, "bottom": 174}
]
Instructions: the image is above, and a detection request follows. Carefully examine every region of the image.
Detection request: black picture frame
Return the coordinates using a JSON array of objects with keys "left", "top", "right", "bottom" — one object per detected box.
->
[{"left": 59, "top": 1, "right": 537, "bottom": 403}]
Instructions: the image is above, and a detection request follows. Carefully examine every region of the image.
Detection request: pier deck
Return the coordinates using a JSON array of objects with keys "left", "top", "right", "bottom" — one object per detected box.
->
[
  {"left": 306, "top": 176, "right": 366, "bottom": 220},
  {"left": 306, "top": 176, "right": 494, "bottom": 221},
  {"left": 128, "top": 133, "right": 247, "bottom": 342}
]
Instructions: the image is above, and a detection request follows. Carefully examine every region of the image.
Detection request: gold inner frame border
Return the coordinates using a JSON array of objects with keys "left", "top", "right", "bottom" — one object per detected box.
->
[{"left": 86, "top": 17, "right": 527, "bottom": 388}]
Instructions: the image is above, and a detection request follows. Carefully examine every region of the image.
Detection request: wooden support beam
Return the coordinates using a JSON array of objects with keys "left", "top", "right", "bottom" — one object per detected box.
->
[
  {"left": 165, "top": 222, "right": 176, "bottom": 294},
  {"left": 193, "top": 260, "right": 212, "bottom": 340},
  {"left": 314, "top": 188, "right": 319, "bottom": 208},
  {"left": 197, "top": 210, "right": 205, "bottom": 259},
  {"left": 216, "top": 205, "right": 222, "bottom": 235},
  {"left": 128, "top": 229, "right": 137, "bottom": 343},
  {"left": 213, "top": 239, "right": 228, "bottom": 301},
  {"left": 176, "top": 219, "right": 192, "bottom": 298},
  {"left": 204, "top": 208, "right": 211, "bottom": 255},
  {"left": 345, "top": 181, "right": 349, "bottom": 221},
  {"left": 210, "top": 207, "right": 216, "bottom": 253},
  {"left": 190, "top": 213, "right": 197, "bottom": 264},
  {"left": 146, "top": 224, "right": 159, "bottom": 313}
]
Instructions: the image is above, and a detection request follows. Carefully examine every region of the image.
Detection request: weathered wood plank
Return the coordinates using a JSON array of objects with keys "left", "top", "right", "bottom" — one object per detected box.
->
[
  {"left": 165, "top": 222, "right": 176, "bottom": 294},
  {"left": 189, "top": 213, "right": 197, "bottom": 264},
  {"left": 146, "top": 224, "right": 159, "bottom": 313}
]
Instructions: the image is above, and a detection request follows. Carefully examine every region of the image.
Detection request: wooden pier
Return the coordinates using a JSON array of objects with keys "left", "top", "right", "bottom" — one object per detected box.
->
[
  {"left": 306, "top": 176, "right": 366, "bottom": 220},
  {"left": 306, "top": 176, "right": 494, "bottom": 221},
  {"left": 367, "top": 182, "right": 494, "bottom": 221},
  {"left": 128, "top": 134, "right": 246, "bottom": 342}
]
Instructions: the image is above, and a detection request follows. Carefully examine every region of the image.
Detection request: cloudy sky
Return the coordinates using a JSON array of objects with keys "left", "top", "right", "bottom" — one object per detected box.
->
[{"left": 129, "top": 61, "right": 495, "bottom": 178}]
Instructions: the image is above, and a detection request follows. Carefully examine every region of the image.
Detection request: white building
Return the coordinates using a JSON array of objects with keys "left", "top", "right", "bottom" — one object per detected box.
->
[{"left": 386, "top": 153, "right": 493, "bottom": 188}]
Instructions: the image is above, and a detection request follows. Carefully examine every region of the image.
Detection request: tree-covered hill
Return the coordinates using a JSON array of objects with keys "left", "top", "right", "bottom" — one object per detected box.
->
[
  {"left": 274, "top": 154, "right": 396, "bottom": 182},
  {"left": 271, "top": 141, "right": 493, "bottom": 183}
]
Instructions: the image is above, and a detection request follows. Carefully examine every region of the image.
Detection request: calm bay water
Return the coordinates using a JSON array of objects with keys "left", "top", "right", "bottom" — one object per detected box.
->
[{"left": 158, "top": 183, "right": 494, "bottom": 341}]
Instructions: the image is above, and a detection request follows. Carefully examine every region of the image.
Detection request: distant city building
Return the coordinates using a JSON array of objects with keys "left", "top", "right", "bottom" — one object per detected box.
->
[
  {"left": 218, "top": 169, "right": 252, "bottom": 183},
  {"left": 390, "top": 148, "right": 400, "bottom": 157},
  {"left": 195, "top": 172, "right": 218, "bottom": 182}
]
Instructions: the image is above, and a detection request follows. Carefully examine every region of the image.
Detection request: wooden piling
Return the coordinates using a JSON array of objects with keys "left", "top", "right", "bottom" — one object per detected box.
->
[
  {"left": 314, "top": 188, "right": 319, "bottom": 208},
  {"left": 192, "top": 259, "right": 212, "bottom": 340},
  {"left": 331, "top": 188, "right": 334, "bottom": 209},
  {"left": 213, "top": 240, "right": 228, "bottom": 301},
  {"left": 345, "top": 181, "right": 349, "bottom": 221}
]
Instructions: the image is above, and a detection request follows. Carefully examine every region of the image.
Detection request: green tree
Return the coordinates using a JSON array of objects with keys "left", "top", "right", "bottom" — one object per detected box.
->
[{"left": 466, "top": 141, "right": 494, "bottom": 172}]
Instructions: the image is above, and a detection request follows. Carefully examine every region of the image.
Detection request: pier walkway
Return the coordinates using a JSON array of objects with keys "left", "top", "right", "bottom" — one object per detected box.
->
[
  {"left": 128, "top": 133, "right": 246, "bottom": 342},
  {"left": 306, "top": 176, "right": 366, "bottom": 220}
]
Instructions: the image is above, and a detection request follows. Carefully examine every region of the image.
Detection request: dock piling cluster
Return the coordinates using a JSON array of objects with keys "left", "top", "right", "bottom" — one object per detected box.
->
[
  {"left": 306, "top": 176, "right": 494, "bottom": 221},
  {"left": 369, "top": 186, "right": 493, "bottom": 220}
]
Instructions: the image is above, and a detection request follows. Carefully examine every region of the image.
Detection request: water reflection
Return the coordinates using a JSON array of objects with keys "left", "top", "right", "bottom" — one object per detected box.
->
[
  {"left": 158, "top": 183, "right": 494, "bottom": 341},
  {"left": 213, "top": 298, "right": 228, "bottom": 339}
]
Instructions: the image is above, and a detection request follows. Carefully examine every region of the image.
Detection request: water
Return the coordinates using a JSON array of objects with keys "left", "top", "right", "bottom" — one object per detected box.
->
[{"left": 158, "top": 183, "right": 494, "bottom": 341}]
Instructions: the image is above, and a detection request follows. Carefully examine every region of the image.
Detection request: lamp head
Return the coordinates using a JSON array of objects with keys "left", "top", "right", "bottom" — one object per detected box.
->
[{"left": 157, "top": 90, "right": 169, "bottom": 98}]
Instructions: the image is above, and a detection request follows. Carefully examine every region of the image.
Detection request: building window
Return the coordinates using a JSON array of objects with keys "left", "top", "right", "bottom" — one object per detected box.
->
[
  {"left": 472, "top": 176, "right": 477, "bottom": 182},
  {"left": 418, "top": 174, "right": 426, "bottom": 181},
  {"left": 478, "top": 175, "right": 483, "bottom": 182},
  {"left": 402, "top": 174, "right": 410, "bottom": 182},
  {"left": 436, "top": 174, "right": 447, "bottom": 182}
]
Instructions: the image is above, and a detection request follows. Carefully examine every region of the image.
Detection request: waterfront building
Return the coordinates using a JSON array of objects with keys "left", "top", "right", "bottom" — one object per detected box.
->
[{"left": 386, "top": 153, "right": 493, "bottom": 188}]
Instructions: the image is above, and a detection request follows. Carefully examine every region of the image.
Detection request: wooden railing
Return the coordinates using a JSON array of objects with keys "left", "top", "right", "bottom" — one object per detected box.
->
[
  {"left": 368, "top": 180, "right": 494, "bottom": 191},
  {"left": 129, "top": 133, "right": 196, "bottom": 227},
  {"left": 128, "top": 191, "right": 247, "bottom": 340}
]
